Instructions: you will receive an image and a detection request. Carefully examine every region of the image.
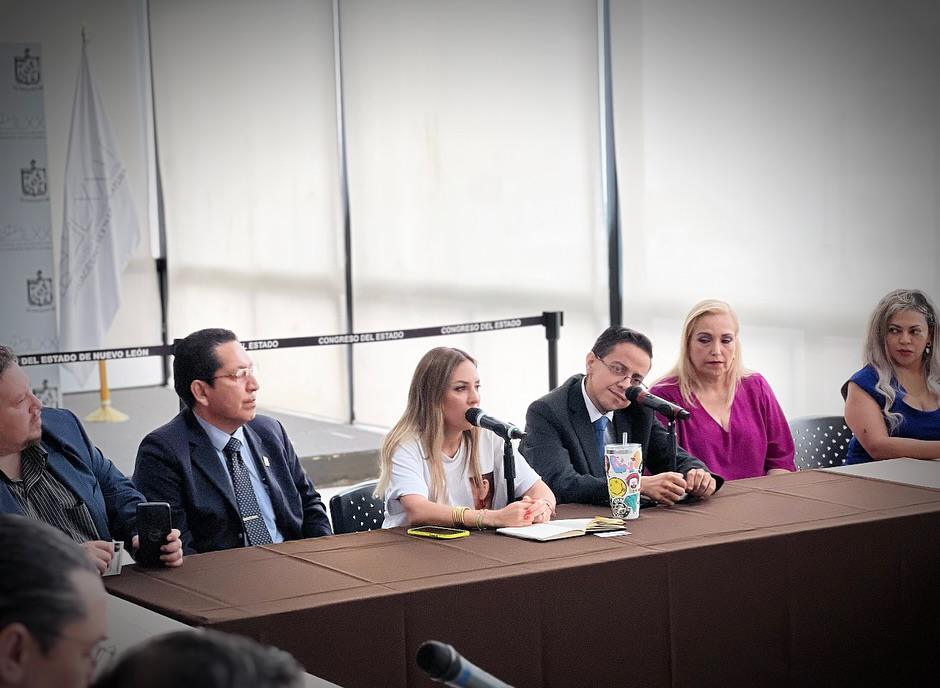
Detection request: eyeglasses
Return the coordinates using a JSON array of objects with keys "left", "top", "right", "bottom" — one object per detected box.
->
[
  {"left": 592, "top": 352, "right": 647, "bottom": 388},
  {"left": 211, "top": 365, "right": 258, "bottom": 382}
]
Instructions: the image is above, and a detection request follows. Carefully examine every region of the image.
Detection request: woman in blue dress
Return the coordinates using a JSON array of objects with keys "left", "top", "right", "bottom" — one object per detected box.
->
[{"left": 842, "top": 289, "right": 940, "bottom": 463}]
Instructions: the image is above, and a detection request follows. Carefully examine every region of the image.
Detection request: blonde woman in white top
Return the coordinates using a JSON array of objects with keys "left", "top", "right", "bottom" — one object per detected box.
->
[{"left": 378, "top": 347, "right": 555, "bottom": 530}]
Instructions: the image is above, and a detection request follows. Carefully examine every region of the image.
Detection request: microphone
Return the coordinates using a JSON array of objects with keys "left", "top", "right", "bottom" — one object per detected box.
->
[
  {"left": 624, "top": 386, "right": 691, "bottom": 421},
  {"left": 416, "top": 640, "right": 511, "bottom": 688},
  {"left": 465, "top": 408, "right": 526, "bottom": 441}
]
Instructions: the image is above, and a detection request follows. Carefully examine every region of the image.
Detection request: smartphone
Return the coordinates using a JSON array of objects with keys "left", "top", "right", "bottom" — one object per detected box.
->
[
  {"left": 136, "top": 502, "right": 171, "bottom": 567},
  {"left": 407, "top": 526, "right": 470, "bottom": 540}
]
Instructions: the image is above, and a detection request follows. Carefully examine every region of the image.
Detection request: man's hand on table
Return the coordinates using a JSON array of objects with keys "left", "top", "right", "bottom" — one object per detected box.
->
[{"left": 130, "top": 528, "right": 184, "bottom": 568}]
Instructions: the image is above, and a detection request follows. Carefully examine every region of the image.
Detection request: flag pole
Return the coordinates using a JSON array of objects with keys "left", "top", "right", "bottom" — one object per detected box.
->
[{"left": 84, "top": 360, "right": 128, "bottom": 423}]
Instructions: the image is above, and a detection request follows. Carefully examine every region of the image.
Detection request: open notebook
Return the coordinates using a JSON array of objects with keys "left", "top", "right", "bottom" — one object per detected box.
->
[{"left": 496, "top": 517, "right": 627, "bottom": 542}]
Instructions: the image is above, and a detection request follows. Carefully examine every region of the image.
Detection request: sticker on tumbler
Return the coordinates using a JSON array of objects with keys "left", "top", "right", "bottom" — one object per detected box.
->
[{"left": 608, "top": 477, "right": 626, "bottom": 497}]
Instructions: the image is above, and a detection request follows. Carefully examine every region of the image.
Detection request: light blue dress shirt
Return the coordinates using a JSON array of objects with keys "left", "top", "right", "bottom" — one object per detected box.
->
[{"left": 194, "top": 414, "right": 284, "bottom": 544}]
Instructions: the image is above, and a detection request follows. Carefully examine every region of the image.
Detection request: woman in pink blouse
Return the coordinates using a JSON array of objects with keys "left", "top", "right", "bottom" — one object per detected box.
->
[{"left": 650, "top": 299, "right": 795, "bottom": 480}]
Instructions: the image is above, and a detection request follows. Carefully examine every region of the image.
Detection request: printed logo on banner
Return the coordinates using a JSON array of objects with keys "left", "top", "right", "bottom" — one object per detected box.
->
[
  {"left": 26, "top": 270, "right": 54, "bottom": 311},
  {"left": 0, "top": 223, "right": 52, "bottom": 251},
  {"left": 0, "top": 112, "right": 46, "bottom": 142},
  {"left": 20, "top": 160, "right": 48, "bottom": 200},
  {"left": 13, "top": 48, "right": 42, "bottom": 89},
  {"left": 32, "top": 379, "right": 59, "bottom": 408}
]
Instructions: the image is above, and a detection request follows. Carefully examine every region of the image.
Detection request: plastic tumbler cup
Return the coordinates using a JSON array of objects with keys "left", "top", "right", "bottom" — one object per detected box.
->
[{"left": 605, "top": 443, "right": 643, "bottom": 520}]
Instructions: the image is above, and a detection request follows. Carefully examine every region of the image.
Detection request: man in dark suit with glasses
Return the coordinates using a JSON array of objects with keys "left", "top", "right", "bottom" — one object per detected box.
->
[
  {"left": 134, "top": 329, "right": 332, "bottom": 554},
  {"left": 520, "top": 327, "right": 722, "bottom": 506}
]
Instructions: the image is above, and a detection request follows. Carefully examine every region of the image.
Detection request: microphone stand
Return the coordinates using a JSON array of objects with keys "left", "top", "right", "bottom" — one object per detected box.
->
[
  {"left": 502, "top": 438, "right": 516, "bottom": 503},
  {"left": 666, "top": 418, "right": 678, "bottom": 474}
]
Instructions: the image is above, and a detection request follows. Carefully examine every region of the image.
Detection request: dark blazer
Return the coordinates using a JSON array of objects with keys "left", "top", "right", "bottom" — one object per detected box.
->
[
  {"left": 0, "top": 408, "right": 143, "bottom": 542},
  {"left": 520, "top": 374, "right": 723, "bottom": 505},
  {"left": 133, "top": 410, "right": 332, "bottom": 554}
]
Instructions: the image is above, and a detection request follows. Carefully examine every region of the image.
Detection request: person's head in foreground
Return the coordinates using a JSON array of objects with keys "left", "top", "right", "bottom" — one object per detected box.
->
[
  {"left": 91, "top": 629, "right": 303, "bottom": 688},
  {"left": 0, "top": 515, "right": 106, "bottom": 688}
]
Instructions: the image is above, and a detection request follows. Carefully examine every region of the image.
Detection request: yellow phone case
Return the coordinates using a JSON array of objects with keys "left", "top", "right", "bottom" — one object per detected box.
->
[{"left": 407, "top": 526, "right": 470, "bottom": 539}]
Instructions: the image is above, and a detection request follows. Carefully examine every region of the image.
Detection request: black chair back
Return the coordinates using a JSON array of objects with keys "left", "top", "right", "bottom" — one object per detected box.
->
[
  {"left": 788, "top": 416, "right": 853, "bottom": 470},
  {"left": 329, "top": 480, "right": 385, "bottom": 534}
]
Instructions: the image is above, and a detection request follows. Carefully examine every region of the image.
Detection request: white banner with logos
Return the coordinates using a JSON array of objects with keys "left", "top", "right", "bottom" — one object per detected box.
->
[{"left": 0, "top": 43, "right": 60, "bottom": 406}]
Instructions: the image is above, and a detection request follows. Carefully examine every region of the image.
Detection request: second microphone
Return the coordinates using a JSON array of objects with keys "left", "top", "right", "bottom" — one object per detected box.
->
[{"left": 624, "top": 386, "right": 691, "bottom": 421}]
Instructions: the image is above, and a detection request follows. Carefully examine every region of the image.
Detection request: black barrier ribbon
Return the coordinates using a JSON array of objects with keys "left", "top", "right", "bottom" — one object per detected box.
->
[{"left": 15, "top": 315, "right": 546, "bottom": 367}]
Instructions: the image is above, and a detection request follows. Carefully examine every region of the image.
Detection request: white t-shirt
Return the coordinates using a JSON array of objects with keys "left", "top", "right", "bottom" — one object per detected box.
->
[{"left": 382, "top": 431, "right": 541, "bottom": 529}]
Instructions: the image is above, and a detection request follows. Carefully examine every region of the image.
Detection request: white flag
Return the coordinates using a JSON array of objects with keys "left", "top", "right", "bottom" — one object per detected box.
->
[{"left": 59, "top": 39, "right": 140, "bottom": 383}]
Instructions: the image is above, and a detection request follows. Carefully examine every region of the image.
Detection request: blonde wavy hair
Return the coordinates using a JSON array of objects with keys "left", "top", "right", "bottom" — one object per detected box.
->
[
  {"left": 863, "top": 289, "right": 940, "bottom": 432},
  {"left": 659, "top": 299, "right": 750, "bottom": 406},
  {"left": 376, "top": 347, "right": 481, "bottom": 504}
]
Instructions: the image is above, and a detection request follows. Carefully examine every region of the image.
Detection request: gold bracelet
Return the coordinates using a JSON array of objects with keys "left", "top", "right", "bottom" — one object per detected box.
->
[
  {"left": 453, "top": 506, "right": 469, "bottom": 527},
  {"left": 476, "top": 509, "right": 488, "bottom": 531}
]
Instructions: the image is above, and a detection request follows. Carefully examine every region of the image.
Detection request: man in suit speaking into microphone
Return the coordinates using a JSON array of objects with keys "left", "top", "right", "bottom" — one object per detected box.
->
[{"left": 520, "top": 327, "right": 722, "bottom": 506}]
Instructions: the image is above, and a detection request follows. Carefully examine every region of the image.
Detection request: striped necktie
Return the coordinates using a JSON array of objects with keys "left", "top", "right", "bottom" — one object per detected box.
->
[{"left": 223, "top": 437, "right": 273, "bottom": 546}]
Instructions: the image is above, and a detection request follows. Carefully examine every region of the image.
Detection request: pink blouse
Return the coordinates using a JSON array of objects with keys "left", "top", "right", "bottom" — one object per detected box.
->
[{"left": 649, "top": 373, "right": 795, "bottom": 480}]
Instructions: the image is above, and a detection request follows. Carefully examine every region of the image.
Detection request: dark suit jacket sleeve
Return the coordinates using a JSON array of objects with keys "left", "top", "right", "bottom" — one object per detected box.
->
[
  {"left": 523, "top": 400, "right": 609, "bottom": 505},
  {"left": 134, "top": 432, "right": 196, "bottom": 553},
  {"left": 274, "top": 421, "right": 332, "bottom": 537},
  {"left": 66, "top": 410, "right": 142, "bottom": 542},
  {"left": 645, "top": 416, "right": 725, "bottom": 491}
]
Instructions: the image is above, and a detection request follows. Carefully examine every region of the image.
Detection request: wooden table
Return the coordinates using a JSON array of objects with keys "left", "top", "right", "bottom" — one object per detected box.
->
[{"left": 106, "top": 470, "right": 939, "bottom": 687}]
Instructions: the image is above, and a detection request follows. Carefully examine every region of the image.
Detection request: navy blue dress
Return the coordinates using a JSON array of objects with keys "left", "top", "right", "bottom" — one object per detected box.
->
[{"left": 842, "top": 365, "right": 940, "bottom": 464}]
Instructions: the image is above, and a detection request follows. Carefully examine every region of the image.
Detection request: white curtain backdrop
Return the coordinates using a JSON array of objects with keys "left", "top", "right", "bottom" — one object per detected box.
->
[
  {"left": 9, "top": 0, "right": 939, "bottom": 427},
  {"left": 610, "top": 0, "right": 940, "bottom": 417},
  {"left": 149, "top": 0, "right": 348, "bottom": 419},
  {"left": 342, "top": 0, "right": 607, "bottom": 428}
]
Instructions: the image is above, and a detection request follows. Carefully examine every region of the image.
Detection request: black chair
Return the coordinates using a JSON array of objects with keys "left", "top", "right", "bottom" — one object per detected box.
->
[
  {"left": 329, "top": 480, "right": 385, "bottom": 534},
  {"left": 788, "top": 416, "right": 854, "bottom": 470}
]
